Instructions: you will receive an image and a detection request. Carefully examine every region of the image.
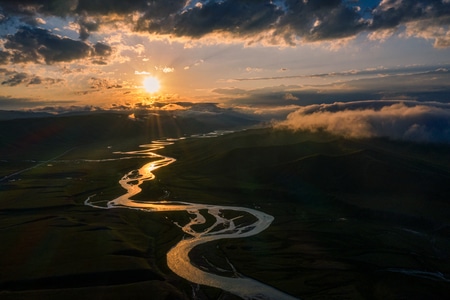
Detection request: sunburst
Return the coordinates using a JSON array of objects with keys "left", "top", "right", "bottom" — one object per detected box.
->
[{"left": 143, "top": 76, "right": 160, "bottom": 93}]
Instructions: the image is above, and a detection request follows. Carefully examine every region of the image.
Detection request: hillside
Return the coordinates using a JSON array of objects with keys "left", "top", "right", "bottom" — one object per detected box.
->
[
  {"left": 157, "top": 128, "right": 450, "bottom": 210},
  {"left": 154, "top": 128, "right": 450, "bottom": 299},
  {"left": 1, "top": 118, "right": 450, "bottom": 299}
]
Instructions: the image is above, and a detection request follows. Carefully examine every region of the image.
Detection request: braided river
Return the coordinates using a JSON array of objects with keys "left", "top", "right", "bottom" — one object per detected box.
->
[{"left": 85, "top": 139, "right": 298, "bottom": 300}]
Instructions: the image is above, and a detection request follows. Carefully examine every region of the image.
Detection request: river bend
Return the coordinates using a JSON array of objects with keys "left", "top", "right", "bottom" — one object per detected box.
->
[{"left": 85, "top": 139, "right": 298, "bottom": 300}]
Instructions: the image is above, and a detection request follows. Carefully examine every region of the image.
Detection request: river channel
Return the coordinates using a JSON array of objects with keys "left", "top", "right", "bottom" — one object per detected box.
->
[{"left": 85, "top": 138, "right": 299, "bottom": 300}]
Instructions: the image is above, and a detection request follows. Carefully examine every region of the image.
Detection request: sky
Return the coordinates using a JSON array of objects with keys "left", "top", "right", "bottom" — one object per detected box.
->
[
  {"left": 0, "top": 0, "right": 448, "bottom": 110},
  {"left": 0, "top": 0, "right": 450, "bottom": 143}
]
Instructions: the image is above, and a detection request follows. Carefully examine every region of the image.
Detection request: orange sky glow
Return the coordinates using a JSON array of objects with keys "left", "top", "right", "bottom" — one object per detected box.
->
[{"left": 0, "top": 0, "right": 449, "bottom": 113}]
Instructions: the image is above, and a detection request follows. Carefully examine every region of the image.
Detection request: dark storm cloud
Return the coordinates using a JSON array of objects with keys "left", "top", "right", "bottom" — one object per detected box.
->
[
  {"left": 2, "top": 26, "right": 111, "bottom": 64},
  {"left": 0, "top": 1, "right": 74, "bottom": 16},
  {"left": 0, "top": 0, "right": 449, "bottom": 45},
  {"left": 0, "top": 50, "right": 10, "bottom": 64},
  {"left": 370, "top": 0, "right": 450, "bottom": 30},
  {"left": 75, "top": 0, "right": 151, "bottom": 15},
  {"left": 150, "top": 0, "right": 283, "bottom": 38},
  {"left": 275, "top": 0, "right": 368, "bottom": 43},
  {"left": 134, "top": 0, "right": 450, "bottom": 43},
  {"left": 0, "top": 0, "right": 182, "bottom": 18},
  {"left": 78, "top": 14, "right": 101, "bottom": 41},
  {"left": 93, "top": 42, "right": 112, "bottom": 56}
]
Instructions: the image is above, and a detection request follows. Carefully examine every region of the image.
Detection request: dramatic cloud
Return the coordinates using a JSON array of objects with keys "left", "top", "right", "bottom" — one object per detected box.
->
[
  {"left": 276, "top": 100, "right": 450, "bottom": 143},
  {"left": 2, "top": 26, "right": 112, "bottom": 64},
  {"left": 77, "top": 14, "right": 101, "bottom": 40},
  {"left": 370, "top": 0, "right": 450, "bottom": 30},
  {"left": 0, "top": 0, "right": 449, "bottom": 46},
  {"left": 275, "top": 0, "right": 367, "bottom": 44},
  {"left": 0, "top": 1, "right": 448, "bottom": 112},
  {"left": 0, "top": 51, "right": 10, "bottom": 64},
  {"left": 147, "top": 0, "right": 282, "bottom": 39},
  {"left": 93, "top": 42, "right": 112, "bottom": 56}
]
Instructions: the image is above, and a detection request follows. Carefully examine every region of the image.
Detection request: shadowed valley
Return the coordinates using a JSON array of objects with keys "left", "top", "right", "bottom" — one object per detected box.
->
[{"left": 1, "top": 112, "right": 450, "bottom": 299}]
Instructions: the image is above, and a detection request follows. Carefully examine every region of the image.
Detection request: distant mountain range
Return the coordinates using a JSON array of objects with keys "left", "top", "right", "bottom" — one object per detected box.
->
[
  {"left": 0, "top": 110, "right": 54, "bottom": 120},
  {"left": 0, "top": 110, "right": 259, "bottom": 160}
]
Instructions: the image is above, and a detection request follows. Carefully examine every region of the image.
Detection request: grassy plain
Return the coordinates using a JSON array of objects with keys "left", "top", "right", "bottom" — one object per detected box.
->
[
  {"left": 155, "top": 128, "right": 450, "bottom": 299},
  {"left": 1, "top": 113, "right": 450, "bottom": 299},
  {"left": 0, "top": 112, "right": 240, "bottom": 299}
]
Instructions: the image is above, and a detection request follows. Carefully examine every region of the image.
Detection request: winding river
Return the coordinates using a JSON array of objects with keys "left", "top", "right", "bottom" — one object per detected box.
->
[{"left": 85, "top": 139, "right": 299, "bottom": 300}]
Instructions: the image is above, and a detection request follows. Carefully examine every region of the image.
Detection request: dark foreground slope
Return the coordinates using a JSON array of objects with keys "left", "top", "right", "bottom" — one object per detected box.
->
[
  {"left": 1, "top": 114, "right": 450, "bottom": 299},
  {"left": 0, "top": 112, "right": 255, "bottom": 300},
  {"left": 155, "top": 128, "right": 450, "bottom": 299}
]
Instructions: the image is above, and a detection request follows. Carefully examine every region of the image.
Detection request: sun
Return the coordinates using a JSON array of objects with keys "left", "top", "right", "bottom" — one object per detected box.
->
[{"left": 143, "top": 76, "right": 160, "bottom": 93}]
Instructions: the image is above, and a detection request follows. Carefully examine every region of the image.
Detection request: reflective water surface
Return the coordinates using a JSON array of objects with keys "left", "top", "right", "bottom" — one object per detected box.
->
[{"left": 85, "top": 140, "right": 298, "bottom": 300}]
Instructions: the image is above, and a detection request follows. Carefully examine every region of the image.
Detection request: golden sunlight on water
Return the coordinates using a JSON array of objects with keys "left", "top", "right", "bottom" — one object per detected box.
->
[{"left": 85, "top": 139, "right": 299, "bottom": 300}]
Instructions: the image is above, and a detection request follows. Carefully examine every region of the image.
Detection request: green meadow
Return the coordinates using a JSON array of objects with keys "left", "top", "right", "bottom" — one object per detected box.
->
[{"left": 1, "top": 113, "right": 450, "bottom": 299}]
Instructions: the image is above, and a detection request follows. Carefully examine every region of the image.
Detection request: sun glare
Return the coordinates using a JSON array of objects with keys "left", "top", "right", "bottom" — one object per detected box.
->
[{"left": 143, "top": 76, "right": 160, "bottom": 93}]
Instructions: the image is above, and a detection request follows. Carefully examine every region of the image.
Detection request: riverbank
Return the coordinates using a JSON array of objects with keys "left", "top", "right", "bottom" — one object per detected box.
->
[
  {"left": 2, "top": 113, "right": 450, "bottom": 299},
  {"left": 154, "top": 128, "right": 450, "bottom": 299}
]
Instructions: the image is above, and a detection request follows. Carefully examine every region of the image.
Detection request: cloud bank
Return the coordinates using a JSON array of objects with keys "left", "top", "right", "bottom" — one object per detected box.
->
[
  {"left": 276, "top": 100, "right": 450, "bottom": 143},
  {"left": 2, "top": 26, "right": 112, "bottom": 64},
  {"left": 0, "top": 0, "right": 449, "bottom": 47}
]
